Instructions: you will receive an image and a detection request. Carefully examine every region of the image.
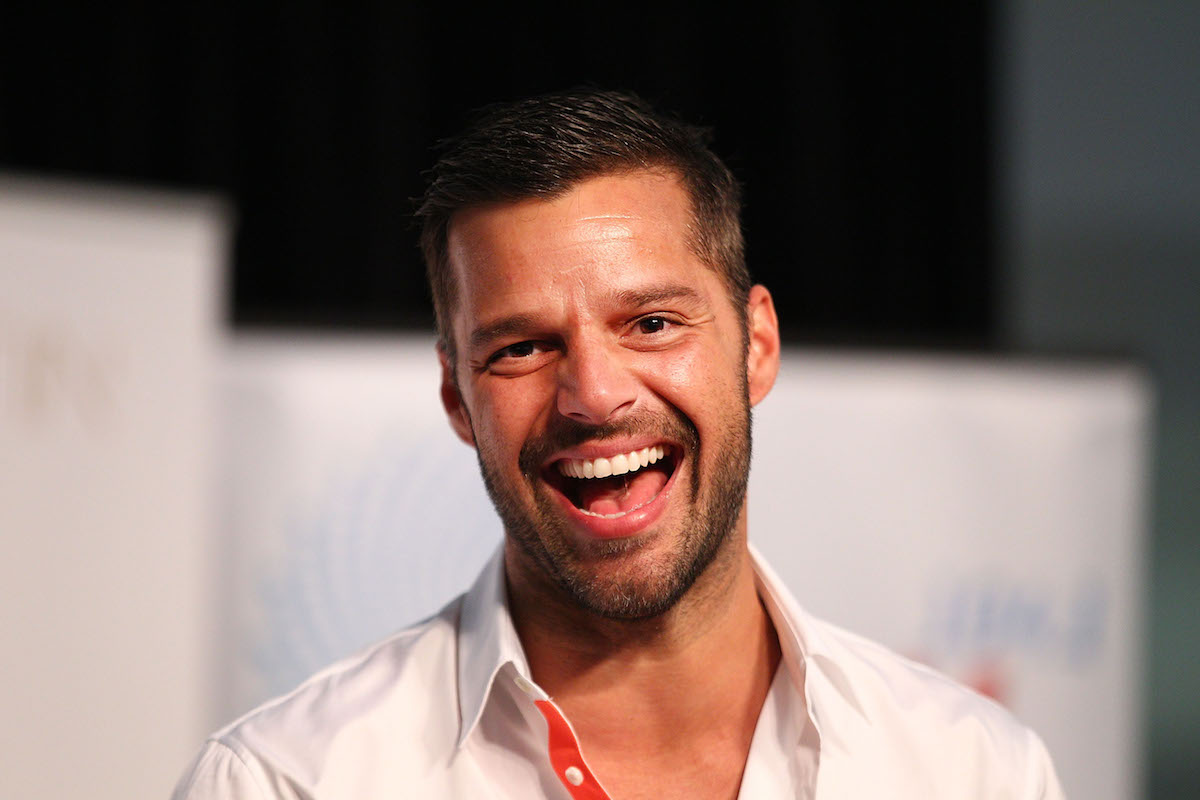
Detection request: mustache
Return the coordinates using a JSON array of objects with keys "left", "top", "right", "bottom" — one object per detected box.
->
[{"left": 518, "top": 409, "right": 699, "bottom": 477}]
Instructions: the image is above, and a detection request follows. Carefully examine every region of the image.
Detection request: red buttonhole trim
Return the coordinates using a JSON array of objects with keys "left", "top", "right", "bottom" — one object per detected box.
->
[{"left": 535, "top": 700, "right": 613, "bottom": 800}]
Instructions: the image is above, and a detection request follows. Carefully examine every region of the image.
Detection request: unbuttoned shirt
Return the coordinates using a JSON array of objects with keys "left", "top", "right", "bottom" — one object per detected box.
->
[{"left": 172, "top": 546, "right": 1065, "bottom": 799}]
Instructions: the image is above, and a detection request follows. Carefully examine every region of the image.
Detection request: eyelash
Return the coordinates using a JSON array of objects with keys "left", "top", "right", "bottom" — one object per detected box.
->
[{"left": 488, "top": 341, "right": 542, "bottom": 363}]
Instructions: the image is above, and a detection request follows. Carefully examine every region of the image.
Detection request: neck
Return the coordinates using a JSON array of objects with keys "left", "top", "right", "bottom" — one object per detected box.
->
[{"left": 505, "top": 525, "right": 780, "bottom": 753}]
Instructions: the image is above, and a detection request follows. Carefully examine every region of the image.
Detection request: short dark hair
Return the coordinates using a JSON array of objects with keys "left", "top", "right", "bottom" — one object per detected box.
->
[{"left": 416, "top": 88, "right": 750, "bottom": 362}]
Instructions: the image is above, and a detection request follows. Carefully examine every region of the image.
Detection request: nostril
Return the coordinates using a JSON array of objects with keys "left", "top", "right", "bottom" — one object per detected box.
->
[
  {"left": 555, "top": 349, "right": 639, "bottom": 424},
  {"left": 556, "top": 387, "right": 636, "bottom": 425}
]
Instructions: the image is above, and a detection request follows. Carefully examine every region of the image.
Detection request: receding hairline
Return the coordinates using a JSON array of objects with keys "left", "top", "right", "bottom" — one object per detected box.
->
[{"left": 446, "top": 164, "right": 683, "bottom": 227}]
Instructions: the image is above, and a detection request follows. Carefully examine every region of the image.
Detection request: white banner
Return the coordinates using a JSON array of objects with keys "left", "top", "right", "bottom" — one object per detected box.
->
[
  {"left": 0, "top": 176, "right": 225, "bottom": 800},
  {"left": 220, "top": 336, "right": 1150, "bottom": 800}
]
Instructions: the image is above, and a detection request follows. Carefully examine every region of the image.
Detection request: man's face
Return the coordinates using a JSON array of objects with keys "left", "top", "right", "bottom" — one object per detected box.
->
[{"left": 441, "top": 170, "right": 778, "bottom": 619}]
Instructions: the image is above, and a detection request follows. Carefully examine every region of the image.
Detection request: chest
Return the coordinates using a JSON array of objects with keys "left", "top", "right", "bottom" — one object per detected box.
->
[{"left": 582, "top": 745, "right": 748, "bottom": 800}]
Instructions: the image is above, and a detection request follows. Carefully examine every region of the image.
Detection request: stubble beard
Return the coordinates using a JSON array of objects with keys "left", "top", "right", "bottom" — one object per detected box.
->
[{"left": 475, "top": 397, "right": 753, "bottom": 621}]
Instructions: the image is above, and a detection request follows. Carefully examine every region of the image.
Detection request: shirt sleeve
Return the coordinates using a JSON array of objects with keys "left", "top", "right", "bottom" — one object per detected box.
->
[{"left": 171, "top": 739, "right": 271, "bottom": 800}]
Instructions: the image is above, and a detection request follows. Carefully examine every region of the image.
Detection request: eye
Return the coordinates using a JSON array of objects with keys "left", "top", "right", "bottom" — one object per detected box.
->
[
  {"left": 635, "top": 316, "right": 673, "bottom": 335},
  {"left": 489, "top": 340, "right": 542, "bottom": 363},
  {"left": 482, "top": 340, "right": 560, "bottom": 376}
]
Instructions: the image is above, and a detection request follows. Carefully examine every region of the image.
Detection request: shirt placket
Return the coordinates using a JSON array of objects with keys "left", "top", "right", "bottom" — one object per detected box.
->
[{"left": 512, "top": 673, "right": 612, "bottom": 800}]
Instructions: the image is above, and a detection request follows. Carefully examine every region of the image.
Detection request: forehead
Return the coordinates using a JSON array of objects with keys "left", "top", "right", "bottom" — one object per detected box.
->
[
  {"left": 444, "top": 171, "right": 723, "bottom": 341},
  {"left": 448, "top": 169, "right": 692, "bottom": 265}
]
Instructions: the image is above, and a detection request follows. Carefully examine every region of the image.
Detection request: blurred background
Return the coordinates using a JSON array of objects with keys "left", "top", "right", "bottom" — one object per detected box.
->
[{"left": 1, "top": 1, "right": 1195, "bottom": 798}]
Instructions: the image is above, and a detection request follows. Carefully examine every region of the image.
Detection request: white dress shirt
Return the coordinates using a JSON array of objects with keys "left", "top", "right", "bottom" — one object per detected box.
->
[{"left": 173, "top": 546, "right": 1065, "bottom": 799}]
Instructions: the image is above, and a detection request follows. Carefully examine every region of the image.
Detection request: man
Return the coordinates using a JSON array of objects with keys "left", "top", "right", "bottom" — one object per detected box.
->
[{"left": 174, "top": 90, "right": 1064, "bottom": 799}]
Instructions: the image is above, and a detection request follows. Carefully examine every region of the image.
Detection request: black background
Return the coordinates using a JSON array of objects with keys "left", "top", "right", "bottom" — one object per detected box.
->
[{"left": 1, "top": 3, "right": 993, "bottom": 346}]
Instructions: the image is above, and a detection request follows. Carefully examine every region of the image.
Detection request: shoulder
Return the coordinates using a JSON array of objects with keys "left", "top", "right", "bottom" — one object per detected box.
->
[
  {"left": 803, "top": 616, "right": 1064, "bottom": 798},
  {"left": 172, "top": 597, "right": 465, "bottom": 799},
  {"left": 812, "top": 615, "right": 1016, "bottom": 726},
  {"left": 170, "top": 739, "right": 274, "bottom": 800}
]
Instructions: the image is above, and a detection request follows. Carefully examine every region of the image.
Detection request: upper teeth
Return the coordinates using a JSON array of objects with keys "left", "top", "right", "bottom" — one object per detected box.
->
[{"left": 558, "top": 446, "right": 667, "bottom": 479}]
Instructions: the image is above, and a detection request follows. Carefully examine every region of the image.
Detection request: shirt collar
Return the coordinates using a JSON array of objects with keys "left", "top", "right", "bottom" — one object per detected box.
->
[
  {"left": 455, "top": 546, "right": 531, "bottom": 748},
  {"left": 455, "top": 542, "right": 868, "bottom": 749},
  {"left": 749, "top": 544, "right": 870, "bottom": 751}
]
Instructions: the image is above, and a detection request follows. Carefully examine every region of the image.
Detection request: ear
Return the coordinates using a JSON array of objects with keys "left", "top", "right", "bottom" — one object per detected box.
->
[
  {"left": 439, "top": 345, "right": 476, "bottom": 447},
  {"left": 745, "top": 285, "right": 781, "bottom": 407}
]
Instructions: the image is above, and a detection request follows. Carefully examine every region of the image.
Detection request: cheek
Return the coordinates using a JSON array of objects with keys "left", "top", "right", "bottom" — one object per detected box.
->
[
  {"left": 656, "top": 352, "right": 698, "bottom": 389},
  {"left": 468, "top": 378, "right": 553, "bottom": 456},
  {"left": 646, "top": 340, "right": 742, "bottom": 404}
]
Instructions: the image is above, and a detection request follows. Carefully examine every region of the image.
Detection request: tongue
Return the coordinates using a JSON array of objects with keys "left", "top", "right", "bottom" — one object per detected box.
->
[{"left": 578, "top": 467, "right": 669, "bottom": 516}]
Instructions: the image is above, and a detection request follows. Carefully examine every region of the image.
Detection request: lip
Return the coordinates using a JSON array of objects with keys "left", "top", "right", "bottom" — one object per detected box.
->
[{"left": 542, "top": 443, "right": 682, "bottom": 540}]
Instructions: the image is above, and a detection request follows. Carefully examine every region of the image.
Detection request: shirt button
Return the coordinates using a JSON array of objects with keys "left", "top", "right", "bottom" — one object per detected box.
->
[
  {"left": 513, "top": 674, "right": 537, "bottom": 696},
  {"left": 564, "top": 766, "right": 584, "bottom": 786}
]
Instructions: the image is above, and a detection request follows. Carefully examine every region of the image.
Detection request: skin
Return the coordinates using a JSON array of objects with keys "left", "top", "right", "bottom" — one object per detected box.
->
[{"left": 439, "top": 169, "right": 782, "bottom": 800}]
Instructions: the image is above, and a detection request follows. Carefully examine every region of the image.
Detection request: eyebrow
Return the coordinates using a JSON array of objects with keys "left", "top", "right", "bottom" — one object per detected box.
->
[
  {"left": 613, "top": 283, "right": 706, "bottom": 309},
  {"left": 468, "top": 313, "right": 541, "bottom": 352}
]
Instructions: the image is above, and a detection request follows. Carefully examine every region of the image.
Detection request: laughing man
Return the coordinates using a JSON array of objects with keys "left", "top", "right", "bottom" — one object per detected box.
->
[{"left": 174, "top": 90, "right": 1065, "bottom": 799}]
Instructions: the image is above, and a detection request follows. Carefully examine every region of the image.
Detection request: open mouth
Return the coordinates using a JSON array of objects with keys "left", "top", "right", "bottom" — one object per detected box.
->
[{"left": 545, "top": 445, "right": 678, "bottom": 519}]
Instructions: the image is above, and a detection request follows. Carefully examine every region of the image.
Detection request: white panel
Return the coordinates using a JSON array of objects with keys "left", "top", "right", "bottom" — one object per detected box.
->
[
  {"left": 218, "top": 336, "right": 501, "bottom": 722},
  {"left": 751, "top": 353, "right": 1150, "bottom": 800},
  {"left": 0, "top": 177, "right": 225, "bottom": 800}
]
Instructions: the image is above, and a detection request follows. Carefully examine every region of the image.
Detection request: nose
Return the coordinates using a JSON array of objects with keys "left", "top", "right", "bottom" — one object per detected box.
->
[{"left": 556, "top": 340, "right": 639, "bottom": 425}]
